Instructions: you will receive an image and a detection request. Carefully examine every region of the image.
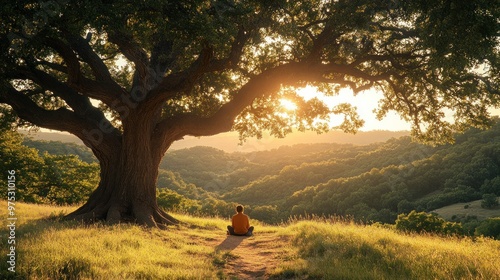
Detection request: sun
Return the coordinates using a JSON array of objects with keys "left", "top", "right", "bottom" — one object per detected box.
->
[{"left": 280, "top": 99, "right": 298, "bottom": 111}]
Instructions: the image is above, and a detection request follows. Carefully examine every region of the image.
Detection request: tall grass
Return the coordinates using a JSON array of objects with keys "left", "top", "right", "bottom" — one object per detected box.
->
[
  {"left": 276, "top": 220, "right": 500, "bottom": 279},
  {"left": 0, "top": 201, "right": 226, "bottom": 279}
]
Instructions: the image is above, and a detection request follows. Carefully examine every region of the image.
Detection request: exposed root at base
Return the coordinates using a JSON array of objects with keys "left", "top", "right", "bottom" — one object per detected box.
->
[{"left": 64, "top": 204, "right": 181, "bottom": 228}]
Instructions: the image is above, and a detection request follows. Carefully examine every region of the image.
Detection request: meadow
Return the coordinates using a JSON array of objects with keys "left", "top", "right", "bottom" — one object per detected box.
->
[
  {"left": 1, "top": 201, "right": 500, "bottom": 279},
  {"left": 433, "top": 199, "right": 500, "bottom": 221}
]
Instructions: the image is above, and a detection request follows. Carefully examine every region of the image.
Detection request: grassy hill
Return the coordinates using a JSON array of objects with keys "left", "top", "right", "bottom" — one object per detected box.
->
[
  {"left": 2, "top": 201, "right": 500, "bottom": 279},
  {"left": 433, "top": 199, "right": 500, "bottom": 221}
]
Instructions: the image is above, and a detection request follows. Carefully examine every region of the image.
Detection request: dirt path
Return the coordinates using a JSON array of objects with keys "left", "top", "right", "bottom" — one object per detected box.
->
[{"left": 214, "top": 232, "right": 289, "bottom": 279}]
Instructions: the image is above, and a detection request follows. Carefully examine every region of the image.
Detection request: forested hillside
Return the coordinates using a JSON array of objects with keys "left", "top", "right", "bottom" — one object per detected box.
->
[
  {"left": 280, "top": 123, "right": 500, "bottom": 223},
  {"left": 6, "top": 121, "right": 500, "bottom": 229},
  {"left": 23, "top": 138, "right": 97, "bottom": 164},
  {"left": 0, "top": 130, "right": 99, "bottom": 205},
  {"left": 158, "top": 121, "right": 500, "bottom": 226}
]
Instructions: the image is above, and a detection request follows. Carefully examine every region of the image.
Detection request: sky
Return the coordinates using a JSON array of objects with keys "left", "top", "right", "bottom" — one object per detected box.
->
[
  {"left": 169, "top": 86, "right": 500, "bottom": 152},
  {"left": 38, "top": 85, "right": 499, "bottom": 152},
  {"left": 294, "top": 85, "right": 412, "bottom": 131},
  {"left": 168, "top": 86, "right": 413, "bottom": 151},
  {"left": 293, "top": 85, "right": 500, "bottom": 132}
]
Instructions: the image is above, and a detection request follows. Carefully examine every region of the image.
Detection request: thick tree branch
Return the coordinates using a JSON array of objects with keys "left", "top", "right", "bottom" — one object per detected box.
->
[
  {"left": 206, "top": 27, "right": 252, "bottom": 72},
  {"left": 152, "top": 56, "right": 402, "bottom": 152},
  {"left": 43, "top": 37, "right": 81, "bottom": 84},
  {"left": 108, "top": 31, "right": 149, "bottom": 87},
  {"left": 64, "top": 32, "right": 114, "bottom": 82},
  {"left": 308, "top": 21, "right": 338, "bottom": 61},
  {"left": 150, "top": 36, "right": 174, "bottom": 76},
  {"left": 151, "top": 44, "right": 214, "bottom": 95},
  {"left": 144, "top": 26, "right": 253, "bottom": 114},
  {"left": 152, "top": 62, "right": 306, "bottom": 152},
  {"left": 375, "top": 23, "right": 418, "bottom": 38},
  {"left": 16, "top": 68, "right": 118, "bottom": 135},
  {"left": 316, "top": 63, "right": 394, "bottom": 82},
  {"left": 35, "top": 60, "right": 68, "bottom": 74},
  {"left": 1, "top": 83, "right": 121, "bottom": 163},
  {"left": 56, "top": 32, "right": 126, "bottom": 106}
]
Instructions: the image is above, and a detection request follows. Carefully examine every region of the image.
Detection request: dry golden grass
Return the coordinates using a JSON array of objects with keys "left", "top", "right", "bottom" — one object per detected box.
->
[{"left": 276, "top": 220, "right": 500, "bottom": 279}]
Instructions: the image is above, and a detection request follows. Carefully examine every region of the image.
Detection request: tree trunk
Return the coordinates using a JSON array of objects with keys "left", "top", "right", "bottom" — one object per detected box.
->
[
  {"left": 65, "top": 121, "right": 179, "bottom": 228},
  {"left": 65, "top": 157, "right": 179, "bottom": 227},
  {"left": 65, "top": 155, "right": 179, "bottom": 227}
]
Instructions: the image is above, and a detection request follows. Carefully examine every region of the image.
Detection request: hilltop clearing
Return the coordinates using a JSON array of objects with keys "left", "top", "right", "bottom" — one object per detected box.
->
[{"left": 433, "top": 199, "right": 500, "bottom": 221}]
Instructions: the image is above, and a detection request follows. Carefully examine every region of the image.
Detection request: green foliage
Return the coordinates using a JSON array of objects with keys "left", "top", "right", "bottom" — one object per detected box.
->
[
  {"left": 23, "top": 138, "right": 97, "bottom": 163},
  {"left": 395, "top": 211, "right": 462, "bottom": 236},
  {"left": 157, "top": 188, "right": 201, "bottom": 213},
  {"left": 481, "top": 177, "right": 500, "bottom": 196},
  {"left": 481, "top": 194, "right": 499, "bottom": 209},
  {"left": 475, "top": 218, "right": 500, "bottom": 240},
  {"left": 0, "top": 130, "right": 98, "bottom": 205},
  {"left": 249, "top": 205, "right": 280, "bottom": 224},
  {"left": 1, "top": 0, "right": 498, "bottom": 144},
  {"left": 156, "top": 169, "right": 238, "bottom": 218},
  {"left": 40, "top": 154, "right": 99, "bottom": 205},
  {"left": 0, "top": 129, "right": 44, "bottom": 202}
]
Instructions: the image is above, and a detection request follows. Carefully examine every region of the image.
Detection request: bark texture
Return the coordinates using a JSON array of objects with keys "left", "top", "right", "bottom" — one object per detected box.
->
[{"left": 66, "top": 128, "right": 180, "bottom": 227}]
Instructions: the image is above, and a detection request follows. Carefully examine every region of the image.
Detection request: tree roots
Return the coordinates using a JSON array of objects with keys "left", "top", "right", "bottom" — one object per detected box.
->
[{"left": 64, "top": 202, "right": 180, "bottom": 228}]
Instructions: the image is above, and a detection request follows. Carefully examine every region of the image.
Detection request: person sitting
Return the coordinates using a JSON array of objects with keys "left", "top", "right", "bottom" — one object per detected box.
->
[{"left": 227, "top": 205, "right": 254, "bottom": 236}]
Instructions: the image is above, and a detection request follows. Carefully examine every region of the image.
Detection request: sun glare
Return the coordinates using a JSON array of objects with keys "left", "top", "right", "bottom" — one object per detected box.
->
[
  {"left": 295, "top": 85, "right": 412, "bottom": 131},
  {"left": 280, "top": 99, "right": 298, "bottom": 111}
]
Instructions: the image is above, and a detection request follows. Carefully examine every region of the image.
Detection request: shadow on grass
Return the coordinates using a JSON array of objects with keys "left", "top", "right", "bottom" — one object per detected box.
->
[{"left": 216, "top": 235, "right": 248, "bottom": 251}]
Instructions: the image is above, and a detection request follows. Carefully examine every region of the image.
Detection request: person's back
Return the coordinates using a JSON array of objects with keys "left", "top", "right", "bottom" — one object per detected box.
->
[
  {"left": 232, "top": 212, "right": 250, "bottom": 235},
  {"left": 227, "top": 205, "right": 254, "bottom": 236}
]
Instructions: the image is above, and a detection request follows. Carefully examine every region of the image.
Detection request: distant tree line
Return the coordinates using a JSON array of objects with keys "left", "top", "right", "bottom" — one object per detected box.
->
[{"left": 23, "top": 139, "right": 97, "bottom": 164}]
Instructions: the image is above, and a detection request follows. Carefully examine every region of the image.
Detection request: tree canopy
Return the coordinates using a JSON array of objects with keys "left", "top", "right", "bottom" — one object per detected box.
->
[
  {"left": 0, "top": 0, "right": 498, "bottom": 226},
  {"left": 1, "top": 0, "right": 499, "bottom": 144}
]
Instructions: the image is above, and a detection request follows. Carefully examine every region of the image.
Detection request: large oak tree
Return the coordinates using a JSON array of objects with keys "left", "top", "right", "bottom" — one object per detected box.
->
[{"left": 1, "top": 0, "right": 498, "bottom": 227}]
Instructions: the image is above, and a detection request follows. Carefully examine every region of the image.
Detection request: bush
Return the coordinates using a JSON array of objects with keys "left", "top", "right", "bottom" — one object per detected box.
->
[
  {"left": 250, "top": 205, "right": 280, "bottom": 224},
  {"left": 481, "top": 194, "right": 499, "bottom": 209},
  {"left": 395, "top": 211, "right": 462, "bottom": 235},
  {"left": 157, "top": 189, "right": 201, "bottom": 213},
  {"left": 475, "top": 218, "right": 500, "bottom": 240}
]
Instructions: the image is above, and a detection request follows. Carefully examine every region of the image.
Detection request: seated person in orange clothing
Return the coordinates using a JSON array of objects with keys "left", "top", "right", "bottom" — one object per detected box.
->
[{"left": 227, "top": 205, "right": 254, "bottom": 236}]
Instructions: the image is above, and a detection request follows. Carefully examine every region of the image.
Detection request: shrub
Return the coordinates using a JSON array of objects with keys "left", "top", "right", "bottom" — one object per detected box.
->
[
  {"left": 475, "top": 218, "right": 500, "bottom": 240},
  {"left": 481, "top": 194, "right": 499, "bottom": 209},
  {"left": 395, "top": 210, "right": 462, "bottom": 235}
]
